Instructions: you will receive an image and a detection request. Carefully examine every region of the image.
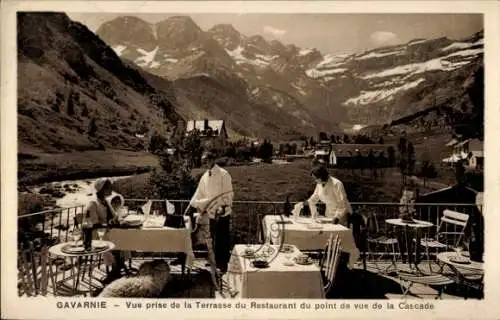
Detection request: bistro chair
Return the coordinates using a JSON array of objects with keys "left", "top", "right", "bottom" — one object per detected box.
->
[
  {"left": 18, "top": 242, "right": 56, "bottom": 297},
  {"left": 419, "top": 209, "right": 469, "bottom": 272},
  {"left": 320, "top": 234, "right": 343, "bottom": 296},
  {"left": 397, "top": 270, "right": 456, "bottom": 299},
  {"left": 365, "top": 212, "right": 399, "bottom": 274}
]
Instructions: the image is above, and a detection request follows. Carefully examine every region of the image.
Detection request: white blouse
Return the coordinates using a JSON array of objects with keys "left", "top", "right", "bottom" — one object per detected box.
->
[
  {"left": 189, "top": 164, "right": 234, "bottom": 219},
  {"left": 307, "top": 176, "right": 351, "bottom": 226}
]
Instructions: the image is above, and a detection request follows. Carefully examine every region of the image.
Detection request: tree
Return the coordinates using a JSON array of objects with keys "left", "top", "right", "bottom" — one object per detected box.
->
[
  {"left": 367, "top": 149, "right": 377, "bottom": 178},
  {"left": 148, "top": 132, "right": 168, "bottom": 155},
  {"left": 407, "top": 142, "right": 416, "bottom": 177},
  {"left": 387, "top": 146, "right": 396, "bottom": 167},
  {"left": 378, "top": 137, "right": 384, "bottom": 144},
  {"left": 258, "top": 140, "right": 274, "bottom": 163},
  {"left": 319, "top": 132, "right": 328, "bottom": 142},
  {"left": 182, "top": 130, "right": 203, "bottom": 169},
  {"left": 309, "top": 137, "right": 316, "bottom": 147}
]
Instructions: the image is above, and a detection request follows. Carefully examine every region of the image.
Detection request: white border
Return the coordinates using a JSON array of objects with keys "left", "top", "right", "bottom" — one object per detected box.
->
[{"left": 2, "top": 1, "right": 500, "bottom": 319}]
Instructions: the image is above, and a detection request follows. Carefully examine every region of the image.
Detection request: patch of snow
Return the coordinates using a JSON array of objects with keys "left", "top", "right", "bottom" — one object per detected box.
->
[
  {"left": 316, "top": 53, "right": 347, "bottom": 69},
  {"left": 150, "top": 61, "right": 160, "bottom": 68},
  {"left": 352, "top": 124, "right": 365, "bottom": 131},
  {"left": 135, "top": 46, "right": 159, "bottom": 68},
  {"left": 299, "top": 48, "right": 313, "bottom": 56},
  {"left": 306, "top": 67, "right": 348, "bottom": 79},
  {"left": 291, "top": 83, "right": 307, "bottom": 96},
  {"left": 441, "top": 39, "right": 483, "bottom": 52},
  {"left": 112, "top": 44, "right": 127, "bottom": 56},
  {"left": 255, "top": 53, "right": 278, "bottom": 62},
  {"left": 361, "top": 48, "right": 481, "bottom": 80},
  {"left": 251, "top": 88, "right": 260, "bottom": 95},
  {"left": 408, "top": 39, "right": 429, "bottom": 46},
  {"left": 343, "top": 77, "right": 425, "bottom": 105},
  {"left": 356, "top": 50, "right": 404, "bottom": 60}
]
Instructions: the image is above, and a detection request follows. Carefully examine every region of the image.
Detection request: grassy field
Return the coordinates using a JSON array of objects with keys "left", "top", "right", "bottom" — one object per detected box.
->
[{"left": 114, "top": 159, "right": 444, "bottom": 203}]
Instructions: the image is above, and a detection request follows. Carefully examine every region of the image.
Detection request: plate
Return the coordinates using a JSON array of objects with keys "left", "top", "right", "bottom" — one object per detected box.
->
[
  {"left": 93, "top": 242, "right": 108, "bottom": 249},
  {"left": 450, "top": 256, "right": 471, "bottom": 264},
  {"left": 294, "top": 257, "right": 314, "bottom": 265},
  {"left": 62, "top": 246, "right": 85, "bottom": 254},
  {"left": 123, "top": 215, "right": 143, "bottom": 223},
  {"left": 461, "top": 252, "right": 471, "bottom": 258},
  {"left": 283, "top": 260, "right": 295, "bottom": 266}
]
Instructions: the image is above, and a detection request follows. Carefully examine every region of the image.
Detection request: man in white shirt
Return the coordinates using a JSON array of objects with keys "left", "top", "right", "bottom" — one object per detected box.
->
[
  {"left": 307, "top": 166, "right": 351, "bottom": 226},
  {"left": 189, "top": 150, "right": 234, "bottom": 272}
]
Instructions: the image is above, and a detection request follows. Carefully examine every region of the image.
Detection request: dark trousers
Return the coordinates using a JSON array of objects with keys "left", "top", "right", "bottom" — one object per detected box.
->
[{"left": 210, "top": 215, "right": 231, "bottom": 273}]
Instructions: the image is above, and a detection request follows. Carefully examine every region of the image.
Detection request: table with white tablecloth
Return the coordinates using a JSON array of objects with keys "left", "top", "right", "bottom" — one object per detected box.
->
[
  {"left": 262, "top": 215, "right": 360, "bottom": 267},
  {"left": 104, "top": 215, "right": 195, "bottom": 268},
  {"left": 225, "top": 244, "right": 325, "bottom": 299}
]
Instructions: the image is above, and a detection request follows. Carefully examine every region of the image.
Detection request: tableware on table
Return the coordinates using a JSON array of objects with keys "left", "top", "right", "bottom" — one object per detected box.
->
[
  {"left": 283, "top": 254, "right": 295, "bottom": 266},
  {"left": 62, "top": 245, "right": 85, "bottom": 254},
  {"left": 294, "top": 254, "right": 313, "bottom": 265},
  {"left": 97, "top": 227, "right": 106, "bottom": 241},
  {"left": 252, "top": 259, "right": 269, "bottom": 269},
  {"left": 279, "top": 244, "right": 294, "bottom": 253},
  {"left": 243, "top": 248, "right": 255, "bottom": 258},
  {"left": 449, "top": 256, "right": 471, "bottom": 264},
  {"left": 93, "top": 242, "right": 109, "bottom": 250},
  {"left": 461, "top": 251, "right": 471, "bottom": 258},
  {"left": 71, "top": 229, "right": 82, "bottom": 247}
]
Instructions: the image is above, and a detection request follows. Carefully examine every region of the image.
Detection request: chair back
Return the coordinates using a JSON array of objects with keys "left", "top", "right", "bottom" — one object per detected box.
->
[
  {"left": 437, "top": 209, "right": 469, "bottom": 246},
  {"left": 365, "top": 211, "right": 380, "bottom": 237},
  {"left": 321, "top": 234, "right": 342, "bottom": 294},
  {"left": 18, "top": 242, "right": 53, "bottom": 297}
]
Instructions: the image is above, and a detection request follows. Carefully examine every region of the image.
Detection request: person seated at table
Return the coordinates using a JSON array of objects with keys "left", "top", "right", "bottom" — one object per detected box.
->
[
  {"left": 187, "top": 150, "right": 234, "bottom": 273},
  {"left": 107, "top": 193, "right": 128, "bottom": 224},
  {"left": 307, "top": 165, "right": 351, "bottom": 226},
  {"left": 84, "top": 178, "right": 127, "bottom": 283}
]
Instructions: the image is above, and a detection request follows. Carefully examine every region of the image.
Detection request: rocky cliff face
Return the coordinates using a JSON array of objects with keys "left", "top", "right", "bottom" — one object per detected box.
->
[{"left": 18, "top": 12, "right": 183, "bottom": 153}]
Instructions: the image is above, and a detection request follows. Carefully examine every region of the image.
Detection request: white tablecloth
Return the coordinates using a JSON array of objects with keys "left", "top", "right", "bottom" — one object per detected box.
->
[
  {"left": 226, "top": 244, "right": 324, "bottom": 299},
  {"left": 262, "top": 215, "right": 360, "bottom": 267},
  {"left": 105, "top": 218, "right": 194, "bottom": 267}
]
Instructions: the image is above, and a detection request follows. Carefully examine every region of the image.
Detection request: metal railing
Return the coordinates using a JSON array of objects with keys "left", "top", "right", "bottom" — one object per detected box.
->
[{"left": 17, "top": 200, "right": 482, "bottom": 296}]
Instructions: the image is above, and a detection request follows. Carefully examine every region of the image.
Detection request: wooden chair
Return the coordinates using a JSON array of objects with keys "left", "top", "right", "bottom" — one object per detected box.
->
[
  {"left": 18, "top": 242, "right": 56, "bottom": 297},
  {"left": 419, "top": 210, "right": 469, "bottom": 271},
  {"left": 320, "top": 234, "right": 343, "bottom": 296}
]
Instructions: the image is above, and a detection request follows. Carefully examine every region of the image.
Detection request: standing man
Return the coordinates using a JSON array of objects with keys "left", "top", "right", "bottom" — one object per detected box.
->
[
  {"left": 307, "top": 165, "right": 351, "bottom": 226},
  {"left": 189, "top": 150, "right": 234, "bottom": 273}
]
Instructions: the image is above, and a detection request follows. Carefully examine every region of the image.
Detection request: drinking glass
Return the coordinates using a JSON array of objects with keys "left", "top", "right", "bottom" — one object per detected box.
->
[
  {"left": 97, "top": 228, "right": 106, "bottom": 241},
  {"left": 71, "top": 229, "right": 82, "bottom": 247}
]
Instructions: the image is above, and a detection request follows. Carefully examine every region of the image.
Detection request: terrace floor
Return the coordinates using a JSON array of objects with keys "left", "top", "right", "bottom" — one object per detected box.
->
[{"left": 23, "top": 256, "right": 482, "bottom": 300}]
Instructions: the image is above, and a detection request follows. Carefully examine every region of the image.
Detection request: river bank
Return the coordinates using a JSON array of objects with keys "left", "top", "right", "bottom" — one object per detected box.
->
[{"left": 18, "top": 149, "right": 159, "bottom": 186}]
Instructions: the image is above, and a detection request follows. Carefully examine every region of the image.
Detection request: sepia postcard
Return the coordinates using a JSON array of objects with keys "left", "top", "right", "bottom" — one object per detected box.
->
[{"left": 2, "top": 1, "right": 500, "bottom": 319}]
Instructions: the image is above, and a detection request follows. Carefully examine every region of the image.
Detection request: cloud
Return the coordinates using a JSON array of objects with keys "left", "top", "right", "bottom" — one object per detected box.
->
[
  {"left": 370, "top": 31, "right": 399, "bottom": 46},
  {"left": 263, "top": 25, "right": 287, "bottom": 37}
]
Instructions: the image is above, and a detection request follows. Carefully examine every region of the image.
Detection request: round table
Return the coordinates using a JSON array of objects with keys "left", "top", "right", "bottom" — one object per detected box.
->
[
  {"left": 437, "top": 252, "right": 483, "bottom": 299},
  {"left": 49, "top": 240, "right": 115, "bottom": 296},
  {"left": 385, "top": 219, "right": 434, "bottom": 270},
  {"left": 437, "top": 252, "right": 483, "bottom": 273}
]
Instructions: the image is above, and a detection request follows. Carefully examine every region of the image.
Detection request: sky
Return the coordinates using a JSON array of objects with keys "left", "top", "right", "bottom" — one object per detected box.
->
[{"left": 67, "top": 13, "right": 483, "bottom": 54}]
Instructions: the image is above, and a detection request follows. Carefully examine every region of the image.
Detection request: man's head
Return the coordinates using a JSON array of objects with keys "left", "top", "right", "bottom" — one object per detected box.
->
[
  {"left": 202, "top": 150, "right": 217, "bottom": 168},
  {"left": 311, "top": 165, "right": 329, "bottom": 184},
  {"left": 94, "top": 178, "right": 113, "bottom": 199}
]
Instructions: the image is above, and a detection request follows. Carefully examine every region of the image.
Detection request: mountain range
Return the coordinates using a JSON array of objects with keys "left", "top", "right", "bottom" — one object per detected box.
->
[
  {"left": 17, "top": 13, "right": 484, "bottom": 154},
  {"left": 97, "top": 15, "right": 484, "bottom": 136}
]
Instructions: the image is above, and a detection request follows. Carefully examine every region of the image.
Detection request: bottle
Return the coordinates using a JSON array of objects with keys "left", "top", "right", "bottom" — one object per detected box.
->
[
  {"left": 283, "top": 195, "right": 292, "bottom": 217},
  {"left": 82, "top": 211, "right": 94, "bottom": 251}
]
